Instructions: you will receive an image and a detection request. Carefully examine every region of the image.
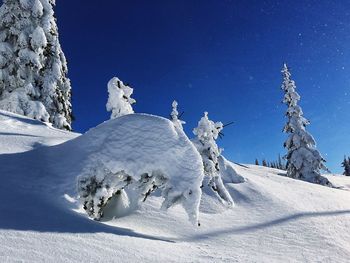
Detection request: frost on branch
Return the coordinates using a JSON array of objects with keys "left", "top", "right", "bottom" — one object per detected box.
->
[
  {"left": 281, "top": 64, "right": 331, "bottom": 186},
  {"left": 106, "top": 77, "right": 136, "bottom": 119},
  {"left": 192, "top": 112, "right": 234, "bottom": 206}
]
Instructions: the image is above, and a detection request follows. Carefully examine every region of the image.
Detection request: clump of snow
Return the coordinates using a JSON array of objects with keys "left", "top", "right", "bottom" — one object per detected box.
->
[
  {"left": 76, "top": 114, "right": 204, "bottom": 225},
  {"left": 106, "top": 77, "right": 136, "bottom": 119}
]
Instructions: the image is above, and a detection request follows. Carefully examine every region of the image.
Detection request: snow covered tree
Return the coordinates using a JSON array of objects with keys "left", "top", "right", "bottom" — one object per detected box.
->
[
  {"left": 255, "top": 159, "right": 259, "bottom": 165},
  {"left": 0, "top": 0, "right": 73, "bottom": 130},
  {"left": 170, "top": 100, "right": 185, "bottom": 130},
  {"left": 281, "top": 64, "right": 331, "bottom": 186},
  {"left": 106, "top": 77, "right": 136, "bottom": 119},
  {"left": 262, "top": 159, "right": 267, "bottom": 167},
  {"left": 341, "top": 156, "right": 350, "bottom": 176},
  {"left": 192, "top": 112, "right": 234, "bottom": 206}
]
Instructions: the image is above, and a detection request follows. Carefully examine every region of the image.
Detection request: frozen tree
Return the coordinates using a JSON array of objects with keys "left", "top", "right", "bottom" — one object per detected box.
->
[
  {"left": 192, "top": 112, "right": 234, "bottom": 206},
  {"left": 341, "top": 156, "right": 350, "bottom": 176},
  {"left": 77, "top": 161, "right": 132, "bottom": 220},
  {"left": 281, "top": 64, "right": 331, "bottom": 186},
  {"left": 262, "top": 159, "right": 267, "bottom": 167},
  {"left": 170, "top": 100, "right": 185, "bottom": 130},
  {"left": 0, "top": 0, "right": 73, "bottom": 130},
  {"left": 106, "top": 77, "right": 136, "bottom": 119}
]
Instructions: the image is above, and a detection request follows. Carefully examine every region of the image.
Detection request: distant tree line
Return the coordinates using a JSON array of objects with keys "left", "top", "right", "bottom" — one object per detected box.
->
[{"left": 255, "top": 155, "right": 286, "bottom": 170}]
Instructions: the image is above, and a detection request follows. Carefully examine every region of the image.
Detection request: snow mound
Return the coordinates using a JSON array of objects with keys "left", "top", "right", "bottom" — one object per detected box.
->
[{"left": 74, "top": 114, "right": 204, "bottom": 224}]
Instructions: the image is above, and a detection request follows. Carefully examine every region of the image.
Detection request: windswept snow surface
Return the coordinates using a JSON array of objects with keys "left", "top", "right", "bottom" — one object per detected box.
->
[{"left": 0, "top": 112, "right": 349, "bottom": 262}]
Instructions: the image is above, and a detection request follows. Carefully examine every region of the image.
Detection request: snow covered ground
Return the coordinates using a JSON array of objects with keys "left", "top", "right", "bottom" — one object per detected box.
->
[{"left": 0, "top": 111, "right": 349, "bottom": 262}]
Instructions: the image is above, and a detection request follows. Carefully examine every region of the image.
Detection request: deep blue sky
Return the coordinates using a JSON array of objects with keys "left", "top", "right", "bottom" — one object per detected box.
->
[{"left": 52, "top": 1, "right": 350, "bottom": 173}]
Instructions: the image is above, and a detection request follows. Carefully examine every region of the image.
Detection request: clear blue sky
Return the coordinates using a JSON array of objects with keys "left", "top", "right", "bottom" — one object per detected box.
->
[{"left": 38, "top": 1, "right": 350, "bottom": 172}]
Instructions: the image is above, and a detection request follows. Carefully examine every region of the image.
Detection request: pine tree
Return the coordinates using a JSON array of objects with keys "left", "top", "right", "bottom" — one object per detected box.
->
[
  {"left": 106, "top": 77, "right": 136, "bottom": 119},
  {"left": 278, "top": 154, "right": 284, "bottom": 170},
  {"left": 0, "top": 0, "right": 72, "bottom": 130},
  {"left": 341, "top": 156, "right": 350, "bottom": 176},
  {"left": 192, "top": 112, "right": 234, "bottom": 206},
  {"left": 170, "top": 100, "right": 185, "bottom": 130},
  {"left": 255, "top": 159, "right": 259, "bottom": 165},
  {"left": 281, "top": 64, "right": 331, "bottom": 186},
  {"left": 262, "top": 159, "right": 267, "bottom": 167}
]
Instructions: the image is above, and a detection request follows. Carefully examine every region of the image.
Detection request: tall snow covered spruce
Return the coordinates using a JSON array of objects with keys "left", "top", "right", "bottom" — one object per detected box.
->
[
  {"left": 0, "top": 0, "right": 72, "bottom": 130},
  {"left": 281, "top": 64, "right": 331, "bottom": 186},
  {"left": 106, "top": 77, "right": 136, "bottom": 119},
  {"left": 192, "top": 112, "right": 234, "bottom": 206},
  {"left": 170, "top": 100, "right": 185, "bottom": 130}
]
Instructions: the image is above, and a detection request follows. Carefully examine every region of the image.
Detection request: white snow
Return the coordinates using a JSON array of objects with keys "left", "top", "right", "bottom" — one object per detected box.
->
[{"left": 0, "top": 111, "right": 349, "bottom": 262}]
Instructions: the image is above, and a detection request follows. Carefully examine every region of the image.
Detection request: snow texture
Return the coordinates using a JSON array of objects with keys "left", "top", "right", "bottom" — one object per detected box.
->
[
  {"left": 106, "top": 77, "right": 136, "bottom": 119},
  {"left": 281, "top": 64, "right": 331, "bottom": 186},
  {"left": 0, "top": 0, "right": 72, "bottom": 130}
]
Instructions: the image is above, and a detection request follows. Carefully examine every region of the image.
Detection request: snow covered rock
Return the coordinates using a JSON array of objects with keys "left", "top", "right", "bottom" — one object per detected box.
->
[{"left": 76, "top": 114, "right": 204, "bottom": 225}]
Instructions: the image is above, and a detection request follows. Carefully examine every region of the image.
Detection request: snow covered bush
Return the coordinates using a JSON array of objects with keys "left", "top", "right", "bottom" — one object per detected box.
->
[
  {"left": 170, "top": 100, "right": 185, "bottom": 130},
  {"left": 0, "top": 0, "right": 72, "bottom": 130},
  {"left": 281, "top": 64, "right": 331, "bottom": 186},
  {"left": 106, "top": 77, "right": 136, "bottom": 119},
  {"left": 76, "top": 114, "right": 204, "bottom": 225},
  {"left": 192, "top": 112, "right": 234, "bottom": 206},
  {"left": 77, "top": 162, "right": 132, "bottom": 220}
]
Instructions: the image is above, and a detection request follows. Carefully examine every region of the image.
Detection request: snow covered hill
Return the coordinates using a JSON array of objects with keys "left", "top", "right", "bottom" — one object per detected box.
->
[{"left": 0, "top": 112, "right": 349, "bottom": 262}]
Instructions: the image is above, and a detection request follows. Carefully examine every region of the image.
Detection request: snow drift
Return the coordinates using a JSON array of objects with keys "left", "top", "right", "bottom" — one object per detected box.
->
[{"left": 75, "top": 114, "right": 205, "bottom": 224}]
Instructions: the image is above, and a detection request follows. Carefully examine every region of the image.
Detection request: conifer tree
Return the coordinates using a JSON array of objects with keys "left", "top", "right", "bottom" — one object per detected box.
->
[
  {"left": 106, "top": 77, "right": 135, "bottom": 119},
  {"left": 281, "top": 64, "right": 330, "bottom": 186},
  {"left": 341, "top": 156, "right": 350, "bottom": 176},
  {"left": 262, "top": 159, "right": 267, "bottom": 167},
  {"left": 170, "top": 100, "right": 185, "bottom": 130},
  {"left": 255, "top": 159, "right": 259, "bottom": 165},
  {"left": 192, "top": 112, "right": 234, "bottom": 206},
  {"left": 0, "top": 0, "right": 72, "bottom": 130}
]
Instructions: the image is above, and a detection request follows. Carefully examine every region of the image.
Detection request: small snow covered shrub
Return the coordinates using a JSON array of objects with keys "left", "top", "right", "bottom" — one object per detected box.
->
[
  {"left": 76, "top": 114, "right": 204, "bottom": 225},
  {"left": 106, "top": 77, "right": 136, "bottom": 119},
  {"left": 77, "top": 162, "right": 132, "bottom": 220},
  {"left": 170, "top": 100, "right": 185, "bottom": 130},
  {"left": 192, "top": 112, "right": 234, "bottom": 206}
]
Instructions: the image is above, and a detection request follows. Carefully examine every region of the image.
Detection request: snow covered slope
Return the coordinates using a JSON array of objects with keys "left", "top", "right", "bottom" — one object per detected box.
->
[
  {"left": 0, "top": 110, "right": 79, "bottom": 154},
  {"left": 0, "top": 112, "right": 349, "bottom": 262}
]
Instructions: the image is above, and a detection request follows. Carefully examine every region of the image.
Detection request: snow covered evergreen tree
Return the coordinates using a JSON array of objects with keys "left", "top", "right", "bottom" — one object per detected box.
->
[
  {"left": 106, "top": 77, "right": 136, "bottom": 119},
  {"left": 0, "top": 0, "right": 72, "bottom": 130},
  {"left": 262, "top": 159, "right": 267, "bottom": 167},
  {"left": 255, "top": 159, "right": 259, "bottom": 165},
  {"left": 170, "top": 100, "right": 185, "bottom": 130},
  {"left": 192, "top": 112, "right": 234, "bottom": 206},
  {"left": 341, "top": 156, "right": 350, "bottom": 176},
  {"left": 281, "top": 64, "right": 331, "bottom": 186}
]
